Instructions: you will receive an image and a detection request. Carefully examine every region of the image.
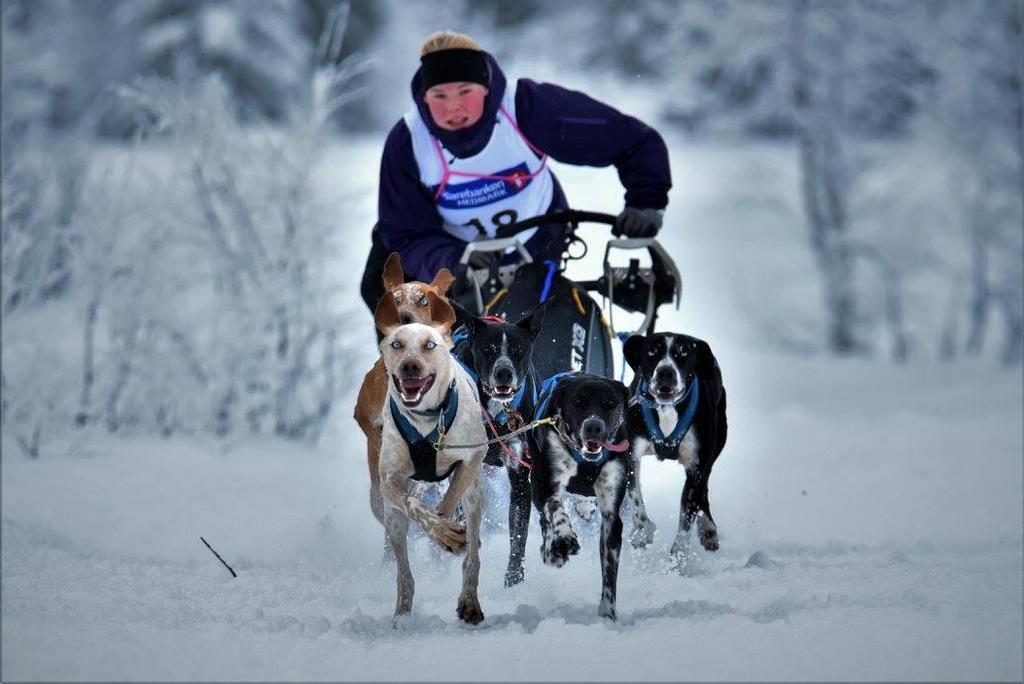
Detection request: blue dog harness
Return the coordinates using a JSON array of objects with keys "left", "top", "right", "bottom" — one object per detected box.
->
[
  {"left": 389, "top": 379, "right": 460, "bottom": 482},
  {"left": 533, "top": 370, "right": 577, "bottom": 420},
  {"left": 630, "top": 376, "right": 700, "bottom": 460}
]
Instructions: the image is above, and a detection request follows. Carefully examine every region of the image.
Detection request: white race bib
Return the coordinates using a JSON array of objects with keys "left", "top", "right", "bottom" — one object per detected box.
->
[{"left": 404, "top": 89, "right": 554, "bottom": 244}]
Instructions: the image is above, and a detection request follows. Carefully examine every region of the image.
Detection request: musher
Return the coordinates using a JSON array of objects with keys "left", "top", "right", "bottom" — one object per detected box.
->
[{"left": 359, "top": 30, "right": 672, "bottom": 314}]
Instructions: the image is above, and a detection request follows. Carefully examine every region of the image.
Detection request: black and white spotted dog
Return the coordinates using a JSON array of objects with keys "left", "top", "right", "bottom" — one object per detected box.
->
[
  {"left": 452, "top": 305, "right": 544, "bottom": 587},
  {"left": 622, "top": 332, "right": 728, "bottom": 557},
  {"left": 529, "top": 372, "right": 631, "bottom": 620}
]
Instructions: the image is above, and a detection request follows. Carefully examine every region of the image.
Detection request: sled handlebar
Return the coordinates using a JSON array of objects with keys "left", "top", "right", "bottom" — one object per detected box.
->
[{"left": 492, "top": 210, "right": 618, "bottom": 239}]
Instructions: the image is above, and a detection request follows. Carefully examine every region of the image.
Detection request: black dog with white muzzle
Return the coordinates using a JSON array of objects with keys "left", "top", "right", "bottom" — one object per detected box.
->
[
  {"left": 622, "top": 332, "right": 728, "bottom": 558},
  {"left": 452, "top": 304, "right": 545, "bottom": 587},
  {"left": 529, "top": 371, "right": 631, "bottom": 620}
]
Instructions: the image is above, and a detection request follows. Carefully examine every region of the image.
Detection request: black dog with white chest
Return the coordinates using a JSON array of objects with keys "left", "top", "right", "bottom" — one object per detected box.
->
[
  {"left": 529, "top": 372, "right": 631, "bottom": 620},
  {"left": 622, "top": 332, "right": 728, "bottom": 557},
  {"left": 453, "top": 305, "right": 544, "bottom": 587}
]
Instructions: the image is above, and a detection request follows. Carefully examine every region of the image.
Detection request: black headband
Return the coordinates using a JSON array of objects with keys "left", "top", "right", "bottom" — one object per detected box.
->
[{"left": 419, "top": 49, "right": 490, "bottom": 91}]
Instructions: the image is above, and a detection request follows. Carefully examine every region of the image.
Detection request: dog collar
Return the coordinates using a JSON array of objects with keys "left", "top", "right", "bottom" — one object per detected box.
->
[
  {"left": 636, "top": 377, "right": 699, "bottom": 446},
  {"left": 566, "top": 432, "right": 629, "bottom": 467}
]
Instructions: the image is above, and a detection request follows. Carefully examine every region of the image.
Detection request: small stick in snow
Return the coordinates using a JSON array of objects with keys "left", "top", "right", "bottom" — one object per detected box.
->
[{"left": 200, "top": 536, "right": 238, "bottom": 578}]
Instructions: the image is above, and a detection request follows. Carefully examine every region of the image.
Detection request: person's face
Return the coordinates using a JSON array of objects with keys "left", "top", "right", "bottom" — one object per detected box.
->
[{"left": 423, "top": 82, "right": 489, "bottom": 131}]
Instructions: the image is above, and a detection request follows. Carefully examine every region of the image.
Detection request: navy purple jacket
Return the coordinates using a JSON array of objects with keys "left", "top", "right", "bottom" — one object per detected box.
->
[{"left": 377, "top": 54, "right": 672, "bottom": 282}]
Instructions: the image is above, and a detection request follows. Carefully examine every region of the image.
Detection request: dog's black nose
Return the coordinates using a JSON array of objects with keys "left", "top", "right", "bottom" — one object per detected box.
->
[
  {"left": 582, "top": 418, "right": 606, "bottom": 442},
  {"left": 493, "top": 365, "right": 514, "bottom": 387},
  {"left": 400, "top": 360, "right": 422, "bottom": 377},
  {"left": 655, "top": 367, "right": 676, "bottom": 384},
  {"left": 400, "top": 313, "right": 413, "bottom": 325}
]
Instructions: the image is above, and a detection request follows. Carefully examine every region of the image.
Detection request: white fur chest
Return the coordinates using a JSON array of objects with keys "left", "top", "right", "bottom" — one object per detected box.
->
[
  {"left": 656, "top": 405, "right": 680, "bottom": 438},
  {"left": 633, "top": 407, "right": 700, "bottom": 469},
  {"left": 677, "top": 427, "right": 700, "bottom": 469}
]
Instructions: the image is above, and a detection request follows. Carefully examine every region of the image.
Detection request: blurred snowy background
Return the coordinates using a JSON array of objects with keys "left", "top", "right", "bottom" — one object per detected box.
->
[{"left": 2, "top": 1, "right": 1021, "bottom": 681}]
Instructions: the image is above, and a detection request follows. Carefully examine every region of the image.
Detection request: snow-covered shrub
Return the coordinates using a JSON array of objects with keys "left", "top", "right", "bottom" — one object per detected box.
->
[
  {"left": 1, "top": 335, "right": 74, "bottom": 459},
  {"left": 0, "top": 132, "right": 89, "bottom": 314},
  {"left": 75, "top": 73, "right": 348, "bottom": 441}
]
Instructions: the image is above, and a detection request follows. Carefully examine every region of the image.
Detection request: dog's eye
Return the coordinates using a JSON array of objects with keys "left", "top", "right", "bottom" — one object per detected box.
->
[
  {"left": 425, "top": 340, "right": 437, "bottom": 350},
  {"left": 488, "top": 344, "right": 500, "bottom": 354},
  {"left": 390, "top": 340, "right": 402, "bottom": 349},
  {"left": 573, "top": 396, "right": 587, "bottom": 408},
  {"left": 418, "top": 295, "right": 428, "bottom": 307},
  {"left": 647, "top": 347, "right": 660, "bottom": 357},
  {"left": 601, "top": 398, "right": 617, "bottom": 409}
]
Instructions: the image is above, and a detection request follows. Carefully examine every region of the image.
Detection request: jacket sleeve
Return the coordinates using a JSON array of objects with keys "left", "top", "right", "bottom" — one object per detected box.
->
[
  {"left": 514, "top": 79, "right": 671, "bottom": 210},
  {"left": 377, "top": 121, "right": 468, "bottom": 282}
]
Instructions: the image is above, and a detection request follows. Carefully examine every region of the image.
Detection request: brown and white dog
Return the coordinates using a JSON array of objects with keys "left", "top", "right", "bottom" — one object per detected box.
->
[
  {"left": 378, "top": 322, "right": 487, "bottom": 624},
  {"left": 353, "top": 253, "right": 456, "bottom": 533}
]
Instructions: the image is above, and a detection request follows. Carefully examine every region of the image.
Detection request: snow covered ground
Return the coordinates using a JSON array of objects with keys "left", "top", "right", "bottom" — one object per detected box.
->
[{"left": 3, "top": 135, "right": 1022, "bottom": 681}]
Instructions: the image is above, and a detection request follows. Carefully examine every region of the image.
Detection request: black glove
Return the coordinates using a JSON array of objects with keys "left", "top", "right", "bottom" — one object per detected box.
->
[
  {"left": 467, "top": 250, "right": 497, "bottom": 269},
  {"left": 614, "top": 207, "right": 664, "bottom": 238}
]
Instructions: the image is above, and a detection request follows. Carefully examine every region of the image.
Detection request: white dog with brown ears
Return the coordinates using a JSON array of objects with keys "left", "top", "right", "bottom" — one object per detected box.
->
[{"left": 378, "top": 321, "right": 488, "bottom": 625}]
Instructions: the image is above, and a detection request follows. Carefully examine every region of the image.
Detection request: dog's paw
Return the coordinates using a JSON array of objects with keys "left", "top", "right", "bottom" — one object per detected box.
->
[
  {"left": 697, "top": 515, "right": 719, "bottom": 551},
  {"left": 669, "top": 534, "right": 708, "bottom": 576},
  {"left": 504, "top": 564, "right": 525, "bottom": 587},
  {"left": 598, "top": 599, "right": 617, "bottom": 622},
  {"left": 669, "top": 532, "right": 691, "bottom": 559},
  {"left": 574, "top": 498, "right": 598, "bottom": 522},
  {"left": 457, "top": 594, "right": 484, "bottom": 625},
  {"left": 542, "top": 532, "right": 580, "bottom": 567},
  {"left": 426, "top": 517, "right": 467, "bottom": 553},
  {"left": 630, "top": 517, "right": 657, "bottom": 548}
]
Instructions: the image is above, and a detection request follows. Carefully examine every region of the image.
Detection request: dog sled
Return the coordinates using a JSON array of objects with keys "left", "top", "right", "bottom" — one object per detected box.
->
[{"left": 450, "top": 209, "right": 682, "bottom": 381}]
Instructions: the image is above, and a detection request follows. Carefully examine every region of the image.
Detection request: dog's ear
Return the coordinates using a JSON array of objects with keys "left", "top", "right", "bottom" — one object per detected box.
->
[
  {"left": 429, "top": 267, "right": 456, "bottom": 295},
  {"left": 614, "top": 379, "right": 630, "bottom": 408},
  {"left": 515, "top": 302, "right": 547, "bottom": 338},
  {"left": 622, "top": 335, "right": 647, "bottom": 371},
  {"left": 426, "top": 290, "right": 456, "bottom": 333},
  {"left": 451, "top": 301, "right": 485, "bottom": 336},
  {"left": 381, "top": 252, "right": 404, "bottom": 291},
  {"left": 694, "top": 338, "right": 719, "bottom": 378},
  {"left": 542, "top": 377, "right": 569, "bottom": 419},
  {"left": 374, "top": 292, "right": 402, "bottom": 335},
  {"left": 693, "top": 338, "right": 724, "bottom": 406}
]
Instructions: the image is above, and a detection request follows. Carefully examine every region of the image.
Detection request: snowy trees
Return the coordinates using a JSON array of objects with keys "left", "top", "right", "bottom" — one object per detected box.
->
[
  {"left": 80, "top": 24, "right": 359, "bottom": 440},
  {"left": 935, "top": 2, "right": 1023, "bottom": 365},
  {"left": 1, "top": 3, "right": 363, "bottom": 451},
  {"left": 649, "top": 0, "right": 1021, "bottom": 363},
  {"left": 1, "top": 1, "right": 1020, "bottom": 457},
  {"left": 115, "top": 0, "right": 315, "bottom": 122}
]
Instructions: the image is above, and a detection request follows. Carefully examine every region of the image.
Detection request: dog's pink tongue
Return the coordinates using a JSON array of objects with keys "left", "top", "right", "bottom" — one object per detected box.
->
[{"left": 400, "top": 377, "right": 427, "bottom": 400}]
